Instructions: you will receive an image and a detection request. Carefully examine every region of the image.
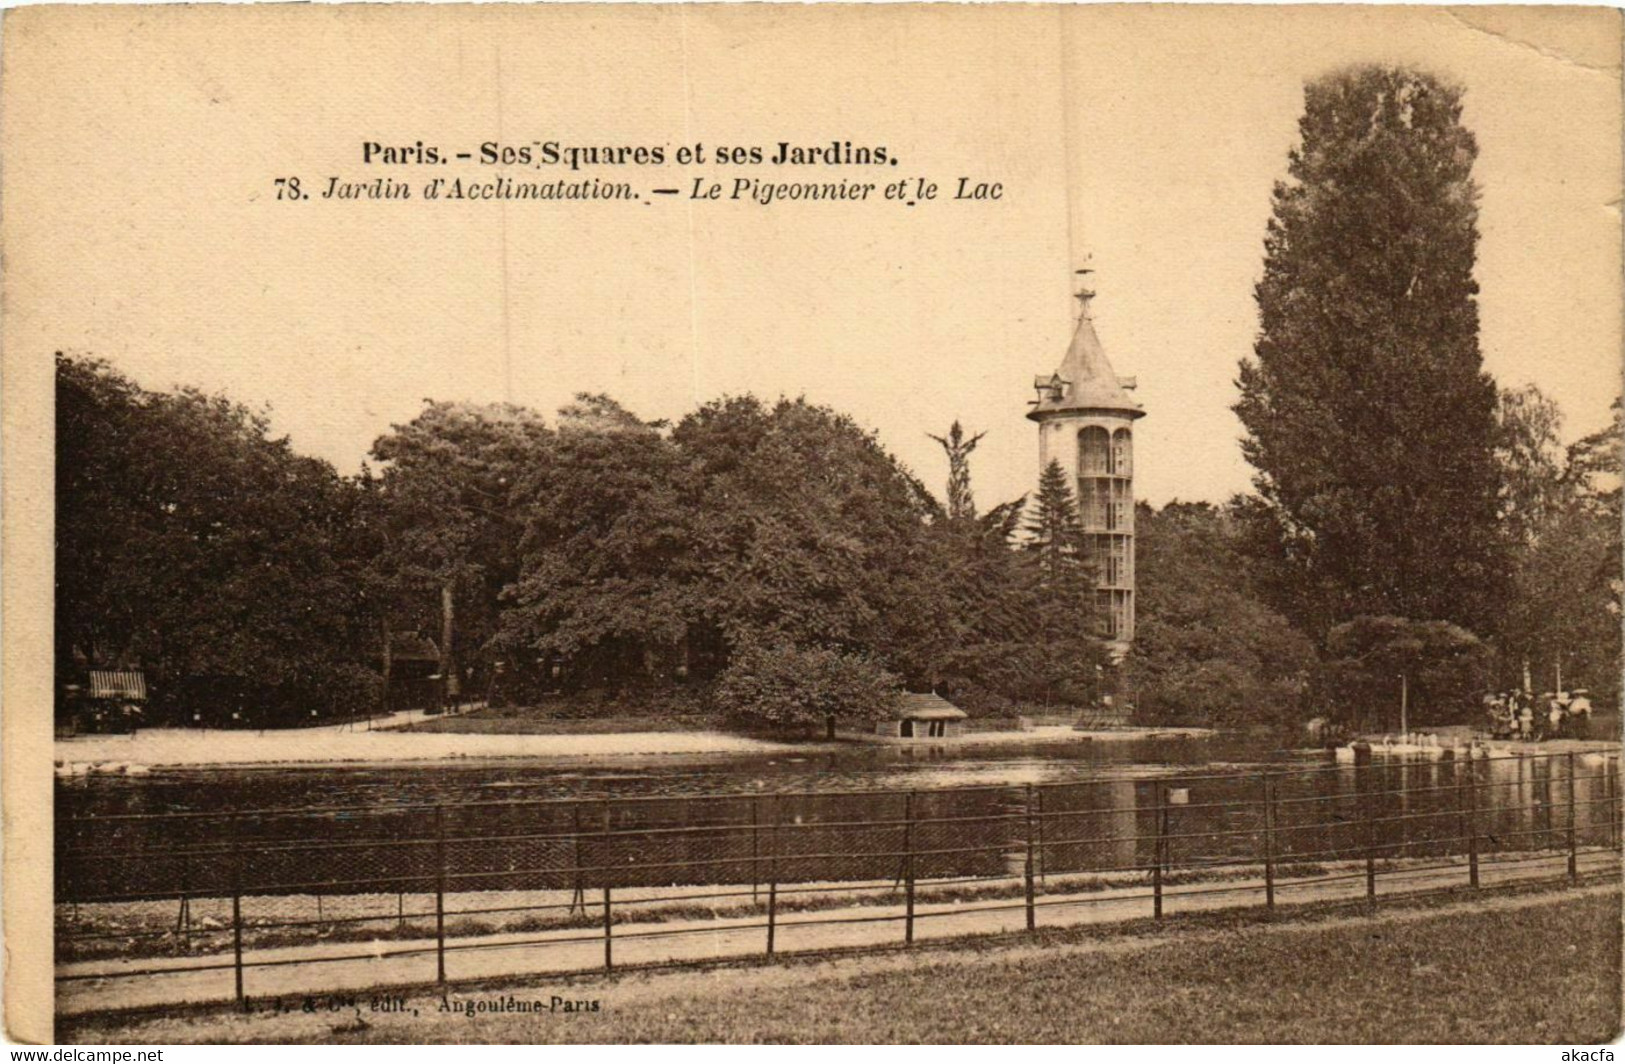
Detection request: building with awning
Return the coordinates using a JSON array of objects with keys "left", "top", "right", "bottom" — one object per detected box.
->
[
  {"left": 57, "top": 670, "right": 148, "bottom": 735},
  {"left": 87, "top": 670, "right": 147, "bottom": 701}
]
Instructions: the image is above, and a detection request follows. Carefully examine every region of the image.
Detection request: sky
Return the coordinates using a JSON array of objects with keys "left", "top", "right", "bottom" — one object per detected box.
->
[{"left": 6, "top": 4, "right": 1620, "bottom": 510}]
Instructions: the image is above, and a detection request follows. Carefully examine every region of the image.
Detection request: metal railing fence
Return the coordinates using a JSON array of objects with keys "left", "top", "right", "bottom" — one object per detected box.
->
[{"left": 55, "top": 749, "right": 1622, "bottom": 1012}]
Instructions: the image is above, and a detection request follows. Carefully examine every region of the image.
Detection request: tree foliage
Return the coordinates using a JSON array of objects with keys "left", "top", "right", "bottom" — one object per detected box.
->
[
  {"left": 1496, "top": 393, "right": 1621, "bottom": 701},
  {"left": 1008, "top": 460, "right": 1107, "bottom": 706},
  {"left": 1235, "top": 66, "right": 1508, "bottom": 640},
  {"left": 713, "top": 639, "right": 901, "bottom": 733},
  {"left": 1026, "top": 460, "right": 1091, "bottom": 581},
  {"left": 1494, "top": 383, "right": 1569, "bottom": 548},
  {"left": 368, "top": 399, "right": 553, "bottom": 691},
  {"left": 497, "top": 394, "right": 951, "bottom": 697},
  {"left": 1128, "top": 501, "right": 1317, "bottom": 727},
  {"left": 55, "top": 354, "right": 373, "bottom": 715},
  {"left": 59, "top": 357, "right": 1123, "bottom": 731},
  {"left": 499, "top": 395, "right": 698, "bottom": 681},
  {"left": 1320, "top": 615, "right": 1489, "bottom": 728},
  {"left": 674, "top": 396, "right": 943, "bottom": 664}
]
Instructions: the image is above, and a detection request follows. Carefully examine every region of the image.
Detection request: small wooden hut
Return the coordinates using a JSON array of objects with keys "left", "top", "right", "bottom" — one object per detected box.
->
[{"left": 877, "top": 693, "right": 968, "bottom": 739}]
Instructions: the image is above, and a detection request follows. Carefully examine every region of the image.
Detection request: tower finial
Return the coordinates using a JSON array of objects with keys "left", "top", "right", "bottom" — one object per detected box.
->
[{"left": 1074, "top": 265, "right": 1096, "bottom": 320}]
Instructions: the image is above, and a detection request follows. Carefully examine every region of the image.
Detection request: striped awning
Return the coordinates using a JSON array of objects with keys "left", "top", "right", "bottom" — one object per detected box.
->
[{"left": 88, "top": 671, "right": 147, "bottom": 701}]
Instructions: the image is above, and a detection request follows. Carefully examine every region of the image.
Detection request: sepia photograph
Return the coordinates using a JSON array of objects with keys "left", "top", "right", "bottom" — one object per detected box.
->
[{"left": 2, "top": 2, "right": 1622, "bottom": 1047}]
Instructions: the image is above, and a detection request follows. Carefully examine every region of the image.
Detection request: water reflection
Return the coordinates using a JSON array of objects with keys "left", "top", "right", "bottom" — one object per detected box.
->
[
  {"left": 55, "top": 734, "right": 1297, "bottom": 817},
  {"left": 55, "top": 737, "right": 1618, "bottom": 902}
]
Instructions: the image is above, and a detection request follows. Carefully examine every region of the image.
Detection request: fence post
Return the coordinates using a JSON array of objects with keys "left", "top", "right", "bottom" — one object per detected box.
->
[
  {"left": 1160, "top": 791, "right": 1172, "bottom": 872},
  {"left": 435, "top": 804, "right": 447, "bottom": 984},
  {"left": 176, "top": 849, "right": 192, "bottom": 948},
  {"left": 231, "top": 814, "right": 245, "bottom": 1012},
  {"left": 766, "top": 794, "right": 779, "bottom": 957},
  {"left": 1024, "top": 784, "right": 1036, "bottom": 933},
  {"left": 1611, "top": 756, "right": 1620, "bottom": 851},
  {"left": 1567, "top": 752, "right": 1579, "bottom": 884},
  {"left": 904, "top": 791, "right": 916, "bottom": 945},
  {"left": 1363, "top": 763, "right": 1377, "bottom": 910},
  {"left": 1542, "top": 755, "right": 1554, "bottom": 839},
  {"left": 602, "top": 884, "right": 613, "bottom": 971},
  {"left": 1466, "top": 758, "right": 1479, "bottom": 890},
  {"left": 600, "top": 802, "right": 614, "bottom": 970},
  {"left": 1260, "top": 773, "right": 1275, "bottom": 912},
  {"left": 1036, "top": 787, "right": 1047, "bottom": 887},
  {"left": 751, "top": 795, "right": 761, "bottom": 903},
  {"left": 1152, "top": 786, "right": 1164, "bottom": 920},
  {"left": 569, "top": 804, "right": 584, "bottom": 916}
]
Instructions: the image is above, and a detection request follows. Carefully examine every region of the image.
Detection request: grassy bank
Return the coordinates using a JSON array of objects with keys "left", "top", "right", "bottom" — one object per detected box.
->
[
  {"left": 394, "top": 692, "right": 725, "bottom": 736},
  {"left": 66, "top": 887, "right": 1621, "bottom": 1044},
  {"left": 397, "top": 711, "right": 720, "bottom": 736}
]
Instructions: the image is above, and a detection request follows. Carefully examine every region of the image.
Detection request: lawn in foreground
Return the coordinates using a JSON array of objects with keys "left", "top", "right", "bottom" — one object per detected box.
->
[
  {"left": 73, "top": 888, "right": 1621, "bottom": 1044},
  {"left": 461, "top": 891, "right": 1625, "bottom": 1044}
]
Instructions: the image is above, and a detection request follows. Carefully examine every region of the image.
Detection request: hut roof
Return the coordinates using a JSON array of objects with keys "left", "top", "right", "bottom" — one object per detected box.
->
[
  {"left": 894, "top": 693, "right": 968, "bottom": 722},
  {"left": 388, "top": 631, "right": 440, "bottom": 662}
]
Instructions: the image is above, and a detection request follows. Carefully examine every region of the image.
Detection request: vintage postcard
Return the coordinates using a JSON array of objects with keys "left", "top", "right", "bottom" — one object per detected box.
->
[{"left": 4, "top": 2, "right": 1622, "bottom": 1047}]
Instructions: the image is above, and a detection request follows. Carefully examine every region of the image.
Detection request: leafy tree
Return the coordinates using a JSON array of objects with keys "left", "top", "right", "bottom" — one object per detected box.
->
[
  {"left": 672, "top": 396, "right": 944, "bottom": 679},
  {"left": 1320, "top": 615, "right": 1489, "bottom": 728},
  {"left": 917, "top": 494, "right": 1038, "bottom": 707},
  {"left": 502, "top": 394, "right": 948, "bottom": 694},
  {"left": 1497, "top": 395, "right": 1621, "bottom": 702},
  {"left": 1128, "top": 501, "right": 1317, "bottom": 727},
  {"left": 713, "top": 639, "right": 901, "bottom": 737},
  {"left": 1502, "top": 507, "right": 1619, "bottom": 700},
  {"left": 55, "top": 354, "right": 373, "bottom": 718},
  {"left": 1564, "top": 397, "right": 1623, "bottom": 518},
  {"left": 369, "top": 400, "right": 551, "bottom": 695},
  {"left": 1235, "top": 66, "right": 1508, "bottom": 640},
  {"left": 1494, "top": 383, "right": 1568, "bottom": 547},
  {"left": 911, "top": 421, "right": 1042, "bottom": 703},
  {"left": 499, "top": 394, "right": 701, "bottom": 686}
]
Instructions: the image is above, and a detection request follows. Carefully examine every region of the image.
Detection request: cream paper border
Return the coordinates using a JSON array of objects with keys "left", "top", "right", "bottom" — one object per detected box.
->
[{"left": 3, "top": 3, "right": 1621, "bottom": 1045}]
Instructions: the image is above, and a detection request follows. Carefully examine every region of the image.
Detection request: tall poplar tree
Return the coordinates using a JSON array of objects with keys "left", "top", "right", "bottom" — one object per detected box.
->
[{"left": 1235, "top": 66, "right": 1508, "bottom": 640}]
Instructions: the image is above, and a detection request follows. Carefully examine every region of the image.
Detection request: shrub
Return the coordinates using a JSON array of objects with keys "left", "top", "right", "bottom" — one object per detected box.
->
[
  {"left": 715, "top": 641, "right": 901, "bottom": 735},
  {"left": 316, "top": 663, "right": 384, "bottom": 720}
]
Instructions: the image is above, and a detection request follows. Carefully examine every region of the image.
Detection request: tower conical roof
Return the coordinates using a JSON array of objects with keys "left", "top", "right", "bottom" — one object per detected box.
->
[{"left": 1027, "top": 295, "right": 1144, "bottom": 420}]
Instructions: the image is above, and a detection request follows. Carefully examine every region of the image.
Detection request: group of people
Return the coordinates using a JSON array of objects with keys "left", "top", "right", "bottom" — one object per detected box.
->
[{"left": 1484, "top": 689, "right": 1593, "bottom": 741}]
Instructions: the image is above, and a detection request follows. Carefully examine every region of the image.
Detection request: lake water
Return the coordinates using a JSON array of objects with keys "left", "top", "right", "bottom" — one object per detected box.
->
[
  {"left": 55, "top": 733, "right": 1297, "bottom": 816},
  {"left": 55, "top": 734, "right": 1618, "bottom": 902}
]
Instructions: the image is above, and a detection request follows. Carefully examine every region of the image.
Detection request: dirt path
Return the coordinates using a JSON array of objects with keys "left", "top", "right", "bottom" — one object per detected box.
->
[
  {"left": 444, "top": 876, "right": 1625, "bottom": 1013},
  {"left": 57, "top": 848, "right": 1617, "bottom": 1017}
]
